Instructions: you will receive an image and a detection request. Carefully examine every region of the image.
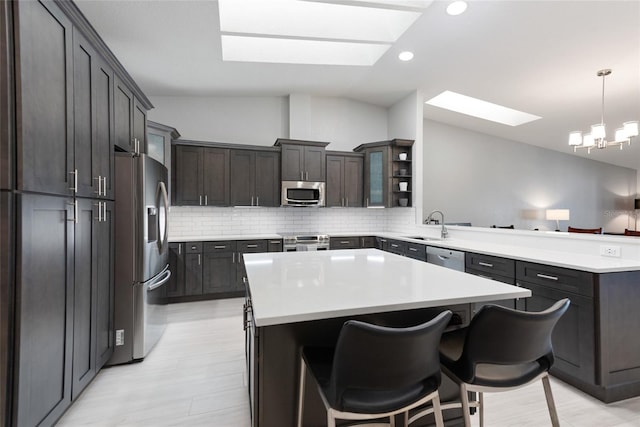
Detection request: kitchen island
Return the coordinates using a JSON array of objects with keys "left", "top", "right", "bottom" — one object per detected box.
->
[{"left": 243, "top": 248, "right": 531, "bottom": 426}]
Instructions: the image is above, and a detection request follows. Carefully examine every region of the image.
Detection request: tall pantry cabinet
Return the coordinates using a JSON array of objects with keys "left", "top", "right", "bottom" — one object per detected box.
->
[{"left": 1, "top": 1, "right": 152, "bottom": 426}]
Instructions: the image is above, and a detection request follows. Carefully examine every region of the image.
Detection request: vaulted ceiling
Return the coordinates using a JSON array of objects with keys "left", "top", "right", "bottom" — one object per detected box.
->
[{"left": 76, "top": 0, "right": 640, "bottom": 170}]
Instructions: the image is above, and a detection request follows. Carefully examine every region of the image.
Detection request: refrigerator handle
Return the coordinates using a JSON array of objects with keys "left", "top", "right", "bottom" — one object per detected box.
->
[
  {"left": 147, "top": 265, "right": 172, "bottom": 292},
  {"left": 158, "top": 181, "right": 170, "bottom": 254}
]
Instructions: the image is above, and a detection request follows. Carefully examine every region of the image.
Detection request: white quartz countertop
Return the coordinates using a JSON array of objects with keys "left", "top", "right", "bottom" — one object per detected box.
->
[
  {"left": 168, "top": 234, "right": 282, "bottom": 243},
  {"left": 375, "top": 233, "right": 640, "bottom": 273},
  {"left": 244, "top": 249, "right": 531, "bottom": 327}
]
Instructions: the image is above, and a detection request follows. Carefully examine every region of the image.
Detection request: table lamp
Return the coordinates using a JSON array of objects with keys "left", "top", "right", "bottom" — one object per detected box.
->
[{"left": 546, "top": 209, "right": 570, "bottom": 231}]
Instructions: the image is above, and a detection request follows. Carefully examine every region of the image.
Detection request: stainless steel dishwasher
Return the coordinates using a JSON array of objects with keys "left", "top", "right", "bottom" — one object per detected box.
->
[{"left": 426, "top": 246, "right": 465, "bottom": 271}]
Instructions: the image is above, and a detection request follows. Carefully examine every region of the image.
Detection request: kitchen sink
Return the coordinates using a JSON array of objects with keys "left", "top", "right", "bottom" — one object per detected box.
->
[{"left": 403, "top": 236, "right": 442, "bottom": 242}]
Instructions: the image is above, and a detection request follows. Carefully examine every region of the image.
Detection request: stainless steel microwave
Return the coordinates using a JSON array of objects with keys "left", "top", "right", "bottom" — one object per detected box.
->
[{"left": 281, "top": 181, "right": 325, "bottom": 207}]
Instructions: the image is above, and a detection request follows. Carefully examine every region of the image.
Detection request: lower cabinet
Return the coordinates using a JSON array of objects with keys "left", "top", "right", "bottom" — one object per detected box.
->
[
  {"left": 329, "top": 236, "right": 360, "bottom": 250},
  {"left": 168, "top": 239, "right": 277, "bottom": 301},
  {"left": 517, "top": 261, "right": 595, "bottom": 384},
  {"left": 203, "top": 241, "right": 237, "bottom": 294},
  {"left": 15, "top": 194, "right": 113, "bottom": 426},
  {"left": 465, "top": 252, "right": 521, "bottom": 314}
]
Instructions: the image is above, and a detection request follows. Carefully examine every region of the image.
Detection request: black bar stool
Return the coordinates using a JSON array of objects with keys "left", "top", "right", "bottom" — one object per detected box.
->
[
  {"left": 297, "top": 310, "right": 452, "bottom": 427},
  {"left": 430, "top": 299, "right": 570, "bottom": 427}
]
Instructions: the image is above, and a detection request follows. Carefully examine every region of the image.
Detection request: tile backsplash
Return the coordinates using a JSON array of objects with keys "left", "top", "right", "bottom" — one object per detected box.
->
[{"left": 168, "top": 206, "right": 416, "bottom": 238}]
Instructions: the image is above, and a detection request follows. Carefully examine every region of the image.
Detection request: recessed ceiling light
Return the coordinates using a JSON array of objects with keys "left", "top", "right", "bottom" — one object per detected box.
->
[
  {"left": 425, "top": 91, "right": 541, "bottom": 126},
  {"left": 398, "top": 51, "right": 414, "bottom": 61},
  {"left": 221, "top": 35, "right": 391, "bottom": 66},
  {"left": 218, "top": 0, "right": 422, "bottom": 43},
  {"left": 446, "top": 1, "right": 468, "bottom": 16}
]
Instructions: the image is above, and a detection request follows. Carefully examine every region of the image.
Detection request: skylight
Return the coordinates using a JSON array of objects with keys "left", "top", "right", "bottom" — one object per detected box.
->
[
  {"left": 217, "top": 0, "right": 425, "bottom": 65},
  {"left": 425, "top": 91, "right": 541, "bottom": 126},
  {"left": 221, "top": 35, "right": 390, "bottom": 66}
]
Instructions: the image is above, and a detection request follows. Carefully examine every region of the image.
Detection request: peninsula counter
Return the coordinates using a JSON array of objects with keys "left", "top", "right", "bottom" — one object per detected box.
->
[{"left": 243, "top": 249, "right": 531, "bottom": 426}]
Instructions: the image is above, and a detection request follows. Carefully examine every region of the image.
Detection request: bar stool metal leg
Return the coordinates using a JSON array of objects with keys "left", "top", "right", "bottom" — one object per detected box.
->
[
  {"left": 297, "top": 358, "right": 306, "bottom": 427},
  {"left": 460, "top": 383, "right": 472, "bottom": 427},
  {"left": 542, "top": 374, "right": 560, "bottom": 427}
]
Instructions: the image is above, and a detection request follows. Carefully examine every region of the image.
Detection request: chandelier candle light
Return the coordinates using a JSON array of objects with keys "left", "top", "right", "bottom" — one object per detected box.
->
[{"left": 569, "top": 69, "right": 638, "bottom": 153}]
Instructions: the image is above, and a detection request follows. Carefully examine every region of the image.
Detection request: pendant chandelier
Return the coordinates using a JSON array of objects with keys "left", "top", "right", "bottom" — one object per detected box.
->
[{"left": 569, "top": 69, "right": 638, "bottom": 153}]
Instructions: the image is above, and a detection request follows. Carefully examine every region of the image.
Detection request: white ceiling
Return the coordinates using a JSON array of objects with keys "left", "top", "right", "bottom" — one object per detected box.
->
[{"left": 75, "top": 0, "right": 640, "bottom": 170}]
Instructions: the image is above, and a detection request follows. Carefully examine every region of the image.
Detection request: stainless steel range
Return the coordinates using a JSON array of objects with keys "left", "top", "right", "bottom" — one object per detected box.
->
[{"left": 280, "top": 233, "right": 330, "bottom": 251}]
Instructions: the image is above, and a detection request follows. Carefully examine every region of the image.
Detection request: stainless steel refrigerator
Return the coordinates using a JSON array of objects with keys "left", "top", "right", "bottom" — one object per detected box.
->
[{"left": 108, "top": 153, "right": 171, "bottom": 365}]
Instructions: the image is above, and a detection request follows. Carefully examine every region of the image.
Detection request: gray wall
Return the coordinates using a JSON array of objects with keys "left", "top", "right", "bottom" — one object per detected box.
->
[{"left": 423, "top": 119, "right": 638, "bottom": 233}]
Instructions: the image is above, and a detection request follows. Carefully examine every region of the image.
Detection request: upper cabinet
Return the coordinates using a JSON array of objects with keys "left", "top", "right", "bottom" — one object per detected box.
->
[
  {"left": 147, "top": 121, "right": 180, "bottom": 201},
  {"left": 326, "top": 152, "right": 363, "bottom": 207},
  {"left": 230, "top": 149, "right": 280, "bottom": 207},
  {"left": 114, "top": 77, "right": 147, "bottom": 155},
  {"left": 275, "top": 139, "right": 328, "bottom": 182},
  {"left": 13, "top": 0, "right": 151, "bottom": 198},
  {"left": 173, "top": 144, "right": 230, "bottom": 206},
  {"left": 354, "top": 139, "right": 414, "bottom": 208}
]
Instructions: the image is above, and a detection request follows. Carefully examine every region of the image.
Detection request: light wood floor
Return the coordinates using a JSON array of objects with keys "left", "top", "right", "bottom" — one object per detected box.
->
[{"left": 57, "top": 298, "right": 640, "bottom": 426}]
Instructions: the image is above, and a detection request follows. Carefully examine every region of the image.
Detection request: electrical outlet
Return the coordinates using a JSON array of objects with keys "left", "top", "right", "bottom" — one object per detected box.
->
[
  {"left": 116, "top": 329, "right": 124, "bottom": 346},
  {"left": 600, "top": 245, "right": 621, "bottom": 257}
]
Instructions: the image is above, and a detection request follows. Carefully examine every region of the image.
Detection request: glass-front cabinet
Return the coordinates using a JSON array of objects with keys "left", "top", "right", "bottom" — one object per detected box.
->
[{"left": 355, "top": 139, "right": 414, "bottom": 208}]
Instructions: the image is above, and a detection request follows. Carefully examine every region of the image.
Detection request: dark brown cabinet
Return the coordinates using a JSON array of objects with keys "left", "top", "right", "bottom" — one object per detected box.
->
[
  {"left": 517, "top": 261, "right": 595, "bottom": 384},
  {"left": 203, "top": 241, "right": 237, "bottom": 294},
  {"left": 15, "top": 194, "right": 74, "bottom": 427},
  {"left": 326, "top": 153, "right": 363, "bottom": 207},
  {"left": 329, "top": 236, "right": 360, "bottom": 250},
  {"left": 173, "top": 144, "right": 230, "bottom": 206},
  {"left": 72, "top": 199, "right": 114, "bottom": 399},
  {"left": 114, "top": 77, "right": 147, "bottom": 155},
  {"left": 406, "top": 242, "right": 427, "bottom": 261},
  {"left": 184, "top": 242, "right": 203, "bottom": 296},
  {"left": 15, "top": 0, "right": 73, "bottom": 196},
  {"left": 73, "top": 30, "right": 114, "bottom": 200},
  {"left": 466, "top": 252, "right": 521, "bottom": 313},
  {"left": 167, "top": 243, "right": 186, "bottom": 297},
  {"left": 355, "top": 139, "right": 414, "bottom": 208},
  {"left": 275, "top": 139, "right": 328, "bottom": 182},
  {"left": 230, "top": 149, "right": 280, "bottom": 207},
  {"left": 6, "top": 1, "right": 150, "bottom": 423}
]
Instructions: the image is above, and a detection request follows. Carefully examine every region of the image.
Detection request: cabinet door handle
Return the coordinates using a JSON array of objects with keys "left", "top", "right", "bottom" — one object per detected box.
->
[
  {"left": 69, "top": 169, "right": 78, "bottom": 193},
  {"left": 102, "top": 201, "right": 107, "bottom": 222},
  {"left": 251, "top": 196, "right": 254, "bottom": 206},
  {"left": 300, "top": 171, "right": 304, "bottom": 181},
  {"left": 270, "top": 241, "right": 280, "bottom": 245},
  {"left": 247, "top": 244, "right": 258, "bottom": 248},
  {"left": 536, "top": 273, "right": 559, "bottom": 281},
  {"left": 95, "top": 202, "right": 102, "bottom": 222},
  {"left": 340, "top": 241, "right": 350, "bottom": 244},
  {"left": 67, "top": 200, "right": 78, "bottom": 224},
  {"left": 305, "top": 171, "right": 308, "bottom": 180},
  {"left": 391, "top": 244, "right": 399, "bottom": 248},
  {"left": 102, "top": 176, "right": 107, "bottom": 196},
  {"left": 409, "top": 247, "right": 418, "bottom": 252},
  {"left": 214, "top": 245, "right": 227, "bottom": 249},
  {"left": 178, "top": 243, "right": 182, "bottom": 255},
  {"left": 198, "top": 254, "right": 201, "bottom": 265},
  {"left": 366, "top": 198, "right": 369, "bottom": 207},
  {"left": 346, "top": 198, "right": 348, "bottom": 207},
  {"left": 256, "top": 196, "right": 259, "bottom": 206},
  {"left": 479, "top": 262, "right": 494, "bottom": 268},
  {"left": 380, "top": 239, "right": 387, "bottom": 242},
  {"left": 232, "top": 252, "right": 235, "bottom": 263},
  {"left": 205, "top": 195, "right": 208, "bottom": 206},
  {"left": 199, "top": 195, "right": 202, "bottom": 206},
  {"left": 94, "top": 176, "right": 101, "bottom": 195}
]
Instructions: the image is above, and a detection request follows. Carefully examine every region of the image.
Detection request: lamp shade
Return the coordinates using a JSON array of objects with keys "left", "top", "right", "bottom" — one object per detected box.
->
[
  {"left": 582, "top": 133, "right": 595, "bottom": 147},
  {"left": 624, "top": 121, "right": 639, "bottom": 138},
  {"left": 546, "top": 209, "right": 570, "bottom": 221},
  {"left": 569, "top": 131, "right": 582, "bottom": 146}
]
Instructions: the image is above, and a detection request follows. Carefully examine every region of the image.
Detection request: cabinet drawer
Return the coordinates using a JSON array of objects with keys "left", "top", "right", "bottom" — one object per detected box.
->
[
  {"left": 203, "top": 241, "right": 235, "bottom": 253},
  {"left": 466, "top": 252, "right": 515, "bottom": 278},
  {"left": 237, "top": 240, "right": 268, "bottom": 253},
  {"left": 406, "top": 243, "right": 426, "bottom": 262},
  {"left": 330, "top": 237, "right": 360, "bottom": 250},
  {"left": 387, "top": 239, "right": 407, "bottom": 256},
  {"left": 185, "top": 242, "right": 203, "bottom": 253},
  {"left": 268, "top": 240, "right": 283, "bottom": 252},
  {"left": 466, "top": 268, "right": 515, "bottom": 285},
  {"left": 516, "top": 261, "right": 593, "bottom": 297},
  {"left": 360, "top": 236, "right": 375, "bottom": 248}
]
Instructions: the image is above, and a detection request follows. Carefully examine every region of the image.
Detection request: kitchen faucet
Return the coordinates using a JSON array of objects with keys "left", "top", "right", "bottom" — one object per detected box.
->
[{"left": 426, "top": 210, "right": 448, "bottom": 239}]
